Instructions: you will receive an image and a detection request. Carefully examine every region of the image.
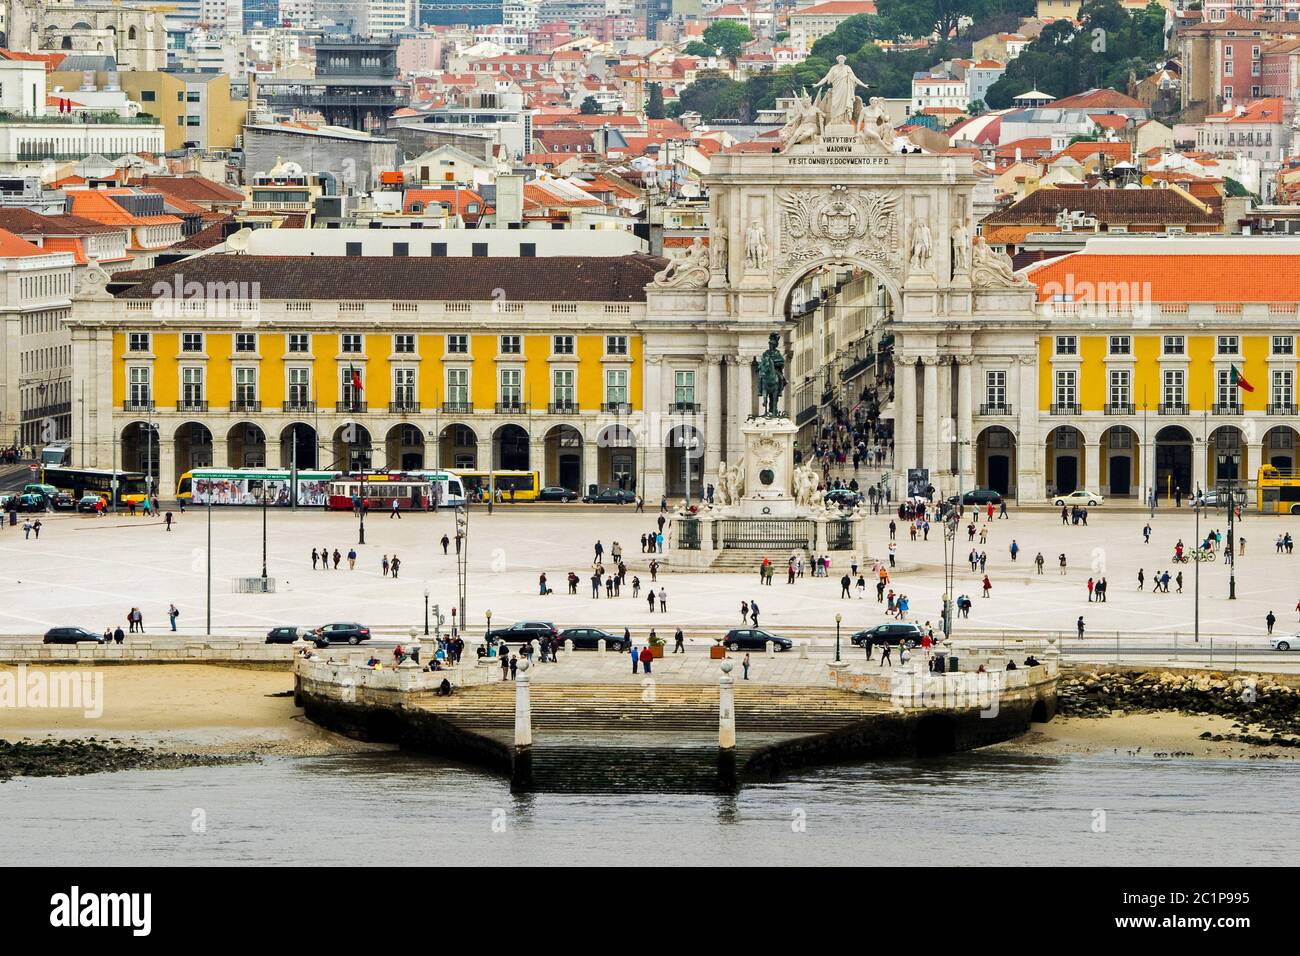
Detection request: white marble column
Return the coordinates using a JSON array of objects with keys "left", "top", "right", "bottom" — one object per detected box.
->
[
  {"left": 1084, "top": 440, "right": 1101, "bottom": 494},
  {"left": 896, "top": 355, "right": 917, "bottom": 476},
  {"left": 957, "top": 357, "right": 973, "bottom": 480},
  {"left": 937, "top": 359, "right": 952, "bottom": 475},
  {"left": 922, "top": 356, "right": 939, "bottom": 476},
  {"left": 1192, "top": 437, "right": 1207, "bottom": 495},
  {"left": 705, "top": 355, "right": 723, "bottom": 483},
  {"left": 643, "top": 356, "right": 665, "bottom": 498},
  {"left": 736, "top": 352, "right": 753, "bottom": 424},
  {"left": 581, "top": 436, "right": 599, "bottom": 490}
]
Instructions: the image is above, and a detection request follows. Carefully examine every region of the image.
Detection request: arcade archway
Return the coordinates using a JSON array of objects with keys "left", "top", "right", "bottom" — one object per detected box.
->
[
  {"left": 543, "top": 424, "right": 583, "bottom": 492},
  {"left": 1045, "top": 425, "right": 1084, "bottom": 495},
  {"left": 1100, "top": 425, "right": 1138, "bottom": 497},
  {"left": 975, "top": 425, "right": 1016, "bottom": 496},
  {"left": 1155, "top": 425, "right": 1192, "bottom": 499}
]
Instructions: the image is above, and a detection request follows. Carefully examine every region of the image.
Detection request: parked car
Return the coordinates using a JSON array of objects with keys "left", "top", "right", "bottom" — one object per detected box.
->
[
  {"left": 1193, "top": 489, "right": 1247, "bottom": 509},
  {"left": 266, "top": 626, "right": 311, "bottom": 645},
  {"left": 23, "top": 483, "right": 58, "bottom": 498},
  {"left": 77, "top": 494, "right": 104, "bottom": 513},
  {"left": 14, "top": 493, "right": 49, "bottom": 512},
  {"left": 311, "top": 622, "right": 371, "bottom": 647},
  {"left": 486, "top": 620, "right": 559, "bottom": 646},
  {"left": 1051, "top": 490, "right": 1105, "bottom": 507},
  {"left": 721, "top": 628, "right": 793, "bottom": 652},
  {"left": 582, "top": 487, "right": 636, "bottom": 504},
  {"left": 949, "top": 488, "right": 1002, "bottom": 506},
  {"left": 43, "top": 626, "right": 105, "bottom": 645},
  {"left": 559, "top": 627, "right": 627, "bottom": 652},
  {"left": 537, "top": 485, "right": 580, "bottom": 503},
  {"left": 50, "top": 492, "right": 76, "bottom": 510},
  {"left": 1270, "top": 635, "right": 1296, "bottom": 652},
  {"left": 824, "top": 488, "right": 862, "bottom": 509},
  {"left": 850, "top": 622, "right": 925, "bottom": 648}
]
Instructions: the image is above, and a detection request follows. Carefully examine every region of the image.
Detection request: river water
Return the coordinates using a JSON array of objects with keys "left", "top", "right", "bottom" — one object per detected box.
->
[{"left": 2, "top": 751, "right": 1295, "bottom": 866}]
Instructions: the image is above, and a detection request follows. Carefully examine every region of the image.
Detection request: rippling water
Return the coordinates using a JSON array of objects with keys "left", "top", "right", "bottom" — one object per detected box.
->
[{"left": 3, "top": 752, "right": 1295, "bottom": 866}]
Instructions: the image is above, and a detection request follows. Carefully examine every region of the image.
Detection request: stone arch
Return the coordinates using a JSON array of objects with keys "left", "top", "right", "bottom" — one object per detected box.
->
[
  {"left": 913, "top": 713, "right": 957, "bottom": 756},
  {"left": 1208, "top": 424, "right": 1247, "bottom": 486},
  {"left": 437, "top": 422, "right": 477, "bottom": 470},
  {"left": 331, "top": 422, "right": 371, "bottom": 472},
  {"left": 120, "top": 420, "right": 159, "bottom": 482},
  {"left": 1030, "top": 699, "right": 1049, "bottom": 723},
  {"left": 227, "top": 421, "right": 267, "bottom": 468},
  {"left": 975, "top": 424, "right": 1017, "bottom": 497},
  {"left": 1154, "top": 425, "right": 1193, "bottom": 500},
  {"left": 664, "top": 423, "right": 704, "bottom": 499},
  {"left": 774, "top": 254, "right": 903, "bottom": 317},
  {"left": 385, "top": 422, "right": 425, "bottom": 471},
  {"left": 543, "top": 423, "right": 583, "bottom": 492},
  {"left": 279, "top": 422, "right": 318, "bottom": 469},
  {"left": 173, "top": 421, "right": 213, "bottom": 483},
  {"left": 1045, "top": 425, "right": 1085, "bottom": 495},
  {"left": 596, "top": 422, "right": 638, "bottom": 493},
  {"left": 1100, "top": 425, "right": 1139, "bottom": 498},
  {"left": 1262, "top": 425, "right": 1300, "bottom": 472},
  {"left": 493, "top": 422, "right": 530, "bottom": 472}
]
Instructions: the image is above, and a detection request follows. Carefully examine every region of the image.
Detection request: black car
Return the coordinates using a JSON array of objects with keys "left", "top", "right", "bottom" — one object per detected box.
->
[
  {"left": 486, "top": 620, "right": 559, "bottom": 646},
  {"left": 824, "top": 488, "right": 861, "bottom": 509},
  {"left": 266, "top": 626, "right": 311, "bottom": 644},
  {"left": 537, "top": 486, "right": 579, "bottom": 502},
  {"left": 50, "top": 492, "right": 76, "bottom": 510},
  {"left": 77, "top": 495, "right": 104, "bottom": 512},
  {"left": 312, "top": 622, "right": 371, "bottom": 647},
  {"left": 582, "top": 487, "right": 636, "bottom": 504},
  {"left": 948, "top": 488, "right": 1003, "bottom": 506},
  {"left": 43, "top": 627, "right": 105, "bottom": 645},
  {"left": 558, "top": 627, "right": 627, "bottom": 652},
  {"left": 850, "top": 622, "right": 924, "bottom": 648},
  {"left": 722, "top": 628, "right": 793, "bottom": 652}
]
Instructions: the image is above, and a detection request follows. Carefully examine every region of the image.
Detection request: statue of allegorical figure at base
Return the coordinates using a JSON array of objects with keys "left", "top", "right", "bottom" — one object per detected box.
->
[{"left": 754, "top": 332, "right": 787, "bottom": 418}]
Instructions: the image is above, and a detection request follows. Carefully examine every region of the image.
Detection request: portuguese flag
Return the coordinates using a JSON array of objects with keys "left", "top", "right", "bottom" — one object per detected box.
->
[{"left": 1231, "top": 364, "right": 1254, "bottom": 392}]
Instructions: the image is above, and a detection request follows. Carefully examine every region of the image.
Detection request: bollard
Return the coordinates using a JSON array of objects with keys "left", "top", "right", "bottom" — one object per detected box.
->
[
  {"left": 765, "top": 640, "right": 775, "bottom": 659},
  {"left": 565, "top": 638, "right": 574, "bottom": 655},
  {"left": 514, "top": 656, "right": 532, "bottom": 749},
  {"left": 597, "top": 638, "right": 606, "bottom": 654},
  {"left": 718, "top": 659, "right": 736, "bottom": 750},
  {"left": 530, "top": 638, "right": 541, "bottom": 662},
  {"left": 799, "top": 640, "right": 808, "bottom": 660}
]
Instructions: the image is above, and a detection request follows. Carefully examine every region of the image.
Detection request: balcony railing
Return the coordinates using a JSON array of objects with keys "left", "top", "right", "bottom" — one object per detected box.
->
[
  {"left": 548, "top": 401, "right": 580, "bottom": 414},
  {"left": 1159, "top": 402, "right": 1189, "bottom": 415},
  {"left": 1213, "top": 403, "right": 1243, "bottom": 415},
  {"left": 495, "top": 401, "right": 527, "bottom": 414},
  {"left": 668, "top": 401, "right": 701, "bottom": 414},
  {"left": 230, "top": 400, "right": 262, "bottom": 413},
  {"left": 442, "top": 401, "right": 472, "bottom": 414},
  {"left": 336, "top": 401, "right": 368, "bottom": 413},
  {"left": 389, "top": 401, "right": 421, "bottom": 414},
  {"left": 602, "top": 401, "right": 631, "bottom": 414},
  {"left": 1049, "top": 402, "right": 1081, "bottom": 416},
  {"left": 978, "top": 403, "right": 1013, "bottom": 416},
  {"left": 1267, "top": 402, "right": 1298, "bottom": 416},
  {"left": 123, "top": 399, "right": 154, "bottom": 412},
  {"left": 283, "top": 400, "right": 316, "bottom": 413},
  {"left": 1104, "top": 402, "right": 1135, "bottom": 416},
  {"left": 176, "top": 400, "right": 208, "bottom": 413}
]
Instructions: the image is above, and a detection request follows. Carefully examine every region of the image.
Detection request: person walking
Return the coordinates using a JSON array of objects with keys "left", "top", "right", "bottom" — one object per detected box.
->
[
  {"left": 750, "top": 600, "right": 759, "bottom": 627},
  {"left": 332, "top": 549, "right": 341, "bottom": 570},
  {"left": 441, "top": 534, "right": 450, "bottom": 555},
  {"left": 840, "top": 573, "right": 851, "bottom": 598},
  {"left": 347, "top": 548, "right": 356, "bottom": 570},
  {"left": 1143, "top": 523, "right": 1152, "bottom": 544},
  {"left": 630, "top": 642, "right": 640, "bottom": 674},
  {"left": 1009, "top": 539, "right": 1019, "bottom": 562},
  {"left": 647, "top": 590, "right": 655, "bottom": 613},
  {"left": 312, "top": 548, "right": 319, "bottom": 570},
  {"left": 1137, "top": 568, "right": 1145, "bottom": 591},
  {"left": 742, "top": 653, "right": 751, "bottom": 680},
  {"left": 168, "top": 603, "right": 179, "bottom": 632},
  {"left": 164, "top": 511, "right": 173, "bottom": 531},
  {"left": 673, "top": 627, "right": 685, "bottom": 654},
  {"left": 982, "top": 574, "right": 992, "bottom": 598},
  {"left": 390, "top": 499, "right": 401, "bottom": 519},
  {"left": 878, "top": 642, "right": 892, "bottom": 667},
  {"left": 1058, "top": 553, "right": 1067, "bottom": 575},
  {"left": 382, "top": 555, "right": 390, "bottom": 577},
  {"left": 1175, "top": 570, "right": 1182, "bottom": 594},
  {"left": 1267, "top": 610, "right": 1277, "bottom": 635},
  {"left": 640, "top": 645, "right": 654, "bottom": 675},
  {"left": 594, "top": 540, "right": 604, "bottom": 563},
  {"left": 1077, "top": 616, "right": 1085, "bottom": 639},
  {"left": 1087, "top": 577, "right": 1095, "bottom": 602},
  {"left": 390, "top": 555, "right": 400, "bottom": 578},
  {"left": 659, "top": 588, "right": 667, "bottom": 613},
  {"left": 113, "top": 625, "right": 124, "bottom": 645},
  {"left": 1035, "top": 552, "right": 1045, "bottom": 575}
]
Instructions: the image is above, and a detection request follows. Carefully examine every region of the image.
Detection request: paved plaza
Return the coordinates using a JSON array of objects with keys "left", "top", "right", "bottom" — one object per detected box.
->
[{"left": 0, "top": 502, "right": 1297, "bottom": 644}]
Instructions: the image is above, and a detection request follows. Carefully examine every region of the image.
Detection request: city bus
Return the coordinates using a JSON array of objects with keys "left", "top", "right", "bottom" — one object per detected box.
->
[
  {"left": 325, "top": 471, "right": 464, "bottom": 512},
  {"left": 180, "top": 468, "right": 339, "bottom": 506},
  {"left": 1257, "top": 465, "right": 1300, "bottom": 514},
  {"left": 457, "top": 470, "right": 541, "bottom": 501},
  {"left": 42, "top": 467, "right": 150, "bottom": 505}
]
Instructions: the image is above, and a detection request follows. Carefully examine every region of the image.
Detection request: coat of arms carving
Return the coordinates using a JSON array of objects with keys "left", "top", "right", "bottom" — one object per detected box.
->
[{"left": 776, "top": 184, "right": 899, "bottom": 280}]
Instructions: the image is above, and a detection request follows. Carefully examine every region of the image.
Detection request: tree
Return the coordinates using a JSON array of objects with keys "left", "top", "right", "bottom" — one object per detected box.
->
[
  {"left": 580, "top": 96, "right": 601, "bottom": 115},
  {"left": 646, "top": 82, "right": 665, "bottom": 120},
  {"left": 702, "top": 20, "right": 753, "bottom": 62},
  {"left": 682, "top": 41, "right": 713, "bottom": 57}
]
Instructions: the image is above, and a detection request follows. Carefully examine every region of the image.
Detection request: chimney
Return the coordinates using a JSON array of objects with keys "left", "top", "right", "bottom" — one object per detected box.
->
[{"left": 496, "top": 173, "right": 524, "bottom": 226}]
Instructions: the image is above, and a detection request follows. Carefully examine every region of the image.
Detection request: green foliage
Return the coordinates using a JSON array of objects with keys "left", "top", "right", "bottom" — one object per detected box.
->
[
  {"left": 646, "top": 82, "right": 665, "bottom": 120},
  {"left": 580, "top": 96, "right": 601, "bottom": 115},
  {"left": 1224, "top": 177, "right": 1256, "bottom": 200},
  {"left": 682, "top": 41, "right": 713, "bottom": 57},
  {"left": 703, "top": 20, "right": 754, "bottom": 61},
  {"left": 983, "top": 0, "right": 1167, "bottom": 108}
]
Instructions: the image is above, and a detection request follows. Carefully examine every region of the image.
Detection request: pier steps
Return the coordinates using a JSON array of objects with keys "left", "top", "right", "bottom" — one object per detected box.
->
[{"left": 416, "top": 683, "right": 888, "bottom": 734}]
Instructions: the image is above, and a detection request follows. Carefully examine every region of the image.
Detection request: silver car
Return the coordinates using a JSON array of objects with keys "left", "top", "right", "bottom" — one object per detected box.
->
[{"left": 1270, "top": 635, "right": 1296, "bottom": 652}]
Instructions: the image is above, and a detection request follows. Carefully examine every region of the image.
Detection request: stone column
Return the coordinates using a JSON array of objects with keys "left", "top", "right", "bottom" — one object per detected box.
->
[
  {"left": 514, "top": 656, "right": 532, "bottom": 749},
  {"left": 643, "top": 355, "right": 664, "bottom": 498},
  {"left": 158, "top": 439, "right": 176, "bottom": 496},
  {"left": 736, "top": 352, "right": 754, "bottom": 424},
  {"left": 1192, "top": 437, "right": 1207, "bottom": 494},
  {"left": 895, "top": 355, "right": 917, "bottom": 481},
  {"left": 477, "top": 437, "right": 493, "bottom": 472},
  {"left": 1084, "top": 440, "right": 1101, "bottom": 493},
  {"left": 581, "top": 436, "right": 599, "bottom": 491},
  {"left": 937, "top": 359, "right": 952, "bottom": 476},
  {"left": 922, "top": 356, "right": 939, "bottom": 477},
  {"left": 957, "top": 357, "right": 973, "bottom": 481},
  {"left": 211, "top": 437, "right": 230, "bottom": 468},
  {"left": 718, "top": 659, "right": 735, "bottom": 750},
  {"left": 705, "top": 355, "right": 722, "bottom": 485}
]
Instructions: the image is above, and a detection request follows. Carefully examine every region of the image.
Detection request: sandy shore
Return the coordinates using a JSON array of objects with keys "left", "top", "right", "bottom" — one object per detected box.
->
[
  {"left": 0, "top": 664, "right": 387, "bottom": 757},
  {"left": 985, "top": 711, "right": 1298, "bottom": 760}
]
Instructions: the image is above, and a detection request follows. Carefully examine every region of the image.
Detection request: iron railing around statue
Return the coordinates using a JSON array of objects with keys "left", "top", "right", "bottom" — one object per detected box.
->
[
  {"left": 715, "top": 518, "right": 814, "bottom": 550},
  {"left": 676, "top": 518, "right": 701, "bottom": 550},
  {"left": 827, "top": 518, "right": 853, "bottom": 550}
]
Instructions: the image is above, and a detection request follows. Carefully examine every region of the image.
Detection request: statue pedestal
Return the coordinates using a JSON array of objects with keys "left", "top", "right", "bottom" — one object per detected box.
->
[{"left": 738, "top": 416, "right": 798, "bottom": 517}]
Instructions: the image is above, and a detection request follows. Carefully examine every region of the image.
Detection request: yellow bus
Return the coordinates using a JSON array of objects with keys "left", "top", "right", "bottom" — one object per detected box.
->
[
  {"left": 457, "top": 470, "right": 541, "bottom": 501},
  {"left": 1257, "top": 465, "right": 1300, "bottom": 514}
]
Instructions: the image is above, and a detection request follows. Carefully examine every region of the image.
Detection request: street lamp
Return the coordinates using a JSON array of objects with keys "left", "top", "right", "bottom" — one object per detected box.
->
[
  {"left": 260, "top": 481, "right": 269, "bottom": 584},
  {"left": 485, "top": 608, "right": 492, "bottom": 648},
  {"left": 455, "top": 505, "right": 469, "bottom": 630},
  {"left": 424, "top": 588, "right": 430, "bottom": 636},
  {"left": 357, "top": 483, "right": 366, "bottom": 545},
  {"left": 835, "top": 612, "right": 842, "bottom": 663}
]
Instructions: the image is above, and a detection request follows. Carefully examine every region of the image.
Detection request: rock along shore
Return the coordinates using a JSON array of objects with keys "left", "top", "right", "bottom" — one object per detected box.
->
[{"left": 0, "top": 738, "right": 251, "bottom": 781}]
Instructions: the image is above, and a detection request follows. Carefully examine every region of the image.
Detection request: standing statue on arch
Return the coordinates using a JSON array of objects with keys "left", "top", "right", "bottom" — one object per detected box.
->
[
  {"left": 813, "top": 55, "right": 869, "bottom": 127},
  {"left": 755, "top": 332, "right": 787, "bottom": 418}
]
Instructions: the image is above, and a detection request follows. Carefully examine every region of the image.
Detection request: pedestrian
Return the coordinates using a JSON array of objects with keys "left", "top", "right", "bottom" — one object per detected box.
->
[
  {"left": 1087, "top": 577, "right": 1095, "bottom": 602},
  {"left": 382, "top": 554, "right": 390, "bottom": 576},
  {"left": 391, "top": 499, "right": 401, "bottom": 519},
  {"left": 594, "top": 539, "right": 604, "bottom": 563},
  {"left": 1137, "top": 568, "right": 1144, "bottom": 591},
  {"left": 332, "top": 549, "right": 341, "bottom": 569},
  {"left": 347, "top": 548, "right": 356, "bottom": 570},
  {"left": 674, "top": 627, "right": 685, "bottom": 654},
  {"left": 888, "top": 540, "right": 897, "bottom": 568},
  {"left": 33, "top": 519, "right": 41, "bottom": 539},
  {"left": 164, "top": 511, "right": 173, "bottom": 531},
  {"left": 742, "top": 653, "right": 751, "bottom": 680},
  {"left": 879, "top": 642, "right": 892, "bottom": 667},
  {"left": 741, "top": 600, "right": 748, "bottom": 623},
  {"left": 1009, "top": 539, "right": 1018, "bottom": 561},
  {"left": 22, "top": 519, "right": 32, "bottom": 539},
  {"left": 659, "top": 588, "right": 667, "bottom": 612},
  {"left": 1035, "top": 552, "right": 1044, "bottom": 574},
  {"left": 113, "top": 626, "right": 124, "bottom": 645},
  {"left": 390, "top": 555, "right": 400, "bottom": 578},
  {"left": 440, "top": 534, "right": 450, "bottom": 555},
  {"left": 750, "top": 600, "right": 759, "bottom": 627},
  {"left": 647, "top": 591, "right": 655, "bottom": 613},
  {"left": 1143, "top": 523, "right": 1151, "bottom": 544},
  {"left": 631, "top": 642, "right": 639, "bottom": 674},
  {"left": 1077, "top": 616, "right": 1085, "bottom": 639},
  {"left": 168, "top": 603, "right": 179, "bottom": 631},
  {"left": 1267, "top": 610, "right": 1277, "bottom": 635},
  {"left": 509, "top": 654, "right": 518, "bottom": 680},
  {"left": 312, "top": 548, "right": 319, "bottom": 570},
  {"left": 320, "top": 544, "right": 329, "bottom": 571},
  {"left": 1174, "top": 571, "right": 1182, "bottom": 594},
  {"left": 500, "top": 648, "right": 510, "bottom": 681},
  {"left": 640, "top": 645, "right": 654, "bottom": 674},
  {"left": 840, "top": 573, "right": 851, "bottom": 598},
  {"left": 982, "top": 574, "right": 991, "bottom": 598},
  {"left": 1058, "top": 553, "right": 1067, "bottom": 575}
]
